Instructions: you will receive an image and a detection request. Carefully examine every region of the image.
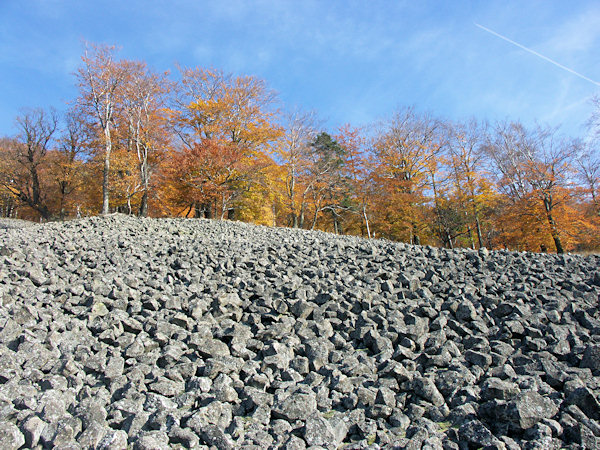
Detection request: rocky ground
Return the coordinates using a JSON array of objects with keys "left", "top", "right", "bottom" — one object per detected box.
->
[{"left": 0, "top": 214, "right": 599, "bottom": 449}]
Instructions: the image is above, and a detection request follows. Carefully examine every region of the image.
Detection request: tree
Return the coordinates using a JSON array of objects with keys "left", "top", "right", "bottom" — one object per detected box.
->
[
  {"left": 485, "top": 122, "right": 572, "bottom": 253},
  {"left": 168, "top": 138, "right": 262, "bottom": 219},
  {"left": 275, "top": 109, "right": 320, "bottom": 228},
  {"left": 170, "top": 66, "right": 281, "bottom": 217},
  {"left": 306, "top": 132, "right": 348, "bottom": 231},
  {"left": 51, "top": 110, "right": 88, "bottom": 218},
  {"left": 335, "top": 124, "right": 373, "bottom": 237},
  {"left": 446, "top": 120, "right": 497, "bottom": 248},
  {"left": 575, "top": 143, "right": 600, "bottom": 216},
  {"left": 0, "top": 108, "right": 58, "bottom": 219},
  {"left": 371, "top": 108, "right": 442, "bottom": 244},
  {"left": 76, "top": 43, "right": 128, "bottom": 214},
  {"left": 121, "top": 61, "right": 171, "bottom": 216}
]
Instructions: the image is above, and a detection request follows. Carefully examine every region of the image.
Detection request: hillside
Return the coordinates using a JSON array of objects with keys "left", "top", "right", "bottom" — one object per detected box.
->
[{"left": 0, "top": 215, "right": 599, "bottom": 449}]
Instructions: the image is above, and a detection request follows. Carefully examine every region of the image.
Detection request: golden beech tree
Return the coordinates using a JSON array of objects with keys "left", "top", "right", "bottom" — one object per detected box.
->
[
  {"left": 485, "top": 122, "right": 575, "bottom": 253},
  {"left": 170, "top": 67, "right": 282, "bottom": 218},
  {"left": 335, "top": 124, "right": 373, "bottom": 237},
  {"left": 371, "top": 108, "right": 443, "bottom": 244},
  {"left": 166, "top": 138, "right": 264, "bottom": 219},
  {"left": 446, "top": 120, "right": 498, "bottom": 248}
]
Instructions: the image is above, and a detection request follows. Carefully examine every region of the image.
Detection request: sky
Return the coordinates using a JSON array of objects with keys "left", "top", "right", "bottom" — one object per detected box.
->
[{"left": 1, "top": 0, "right": 599, "bottom": 140}]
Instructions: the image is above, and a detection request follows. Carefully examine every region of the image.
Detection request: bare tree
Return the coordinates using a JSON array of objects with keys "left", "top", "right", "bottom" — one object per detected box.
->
[
  {"left": 53, "top": 110, "right": 89, "bottom": 219},
  {"left": 275, "top": 109, "right": 320, "bottom": 228},
  {"left": 76, "top": 43, "right": 128, "bottom": 214},
  {"left": 122, "top": 61, "right": 170, "bottom": 216}
]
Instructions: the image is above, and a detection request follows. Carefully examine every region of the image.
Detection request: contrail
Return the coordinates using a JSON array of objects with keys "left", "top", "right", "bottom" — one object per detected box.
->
[{"left": 475, "top": 23, "right": 600, "bottom": 87}]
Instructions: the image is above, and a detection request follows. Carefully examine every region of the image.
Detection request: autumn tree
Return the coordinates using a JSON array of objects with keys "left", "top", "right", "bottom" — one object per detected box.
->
[
  {"left": 335, "top": 124, "right": 373, "bottom": 237},
  {"left": 51, "top": 110, "right": 89, "bottom": 218},
  {"left": 0, "top": 108, "right": 58, "bottom": 219},
  {"left": 275, "top": 109, "right": 320, "bottom": 228},
  {"left": 371, "top": 108, "right": 443, "bottom": 244},
  {"left": 446, "top": 120, "right": 497, "bottom": 248},
  {"left": 121, "top": 61, "right": 171, "bottom": 216},
  {"left": 485, "top": 122, "right": 572, "bottom": 253},
  {"left": 169, "top": 67, "right": 281, "bottom": 218},
  {"left": 0, "top": 137, "right": 22, "bottom": 218},
  {"left": 76, "top": 43, "right": 128, "bottom": 214}
]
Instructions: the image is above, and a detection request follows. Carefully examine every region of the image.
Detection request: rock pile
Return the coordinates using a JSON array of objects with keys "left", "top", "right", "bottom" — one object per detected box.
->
[{"left": 0, "top": 214, "right": 599, "bottom": 449}]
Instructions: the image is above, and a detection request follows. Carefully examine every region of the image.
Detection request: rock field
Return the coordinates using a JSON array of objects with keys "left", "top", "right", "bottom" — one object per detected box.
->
[{"left": 0, "top": 214, "right": 599, "bottom": 449}]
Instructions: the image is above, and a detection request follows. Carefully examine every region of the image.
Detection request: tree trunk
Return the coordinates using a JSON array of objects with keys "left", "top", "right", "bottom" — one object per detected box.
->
[
  {"left": 299, "top": 202, "right": 305, "bottom": 229},
  {"left": 475, "top": 215, "right": 484, "bottom": 249},
  {"left": 138, "top": 158, "right": 149, "bottom": 217},
  {"left": 102, "top": 129, "right": 112, "bottom": 215},
  {"left": 411, "top": 223, "right": 420, "bottom": 245},
  {"left": 227, "top": 207, "right": 235, "bottom": 220},
  {"left": 362, "top": 203, "right": 371, "bottom": 238},
  {"left": 331, "top": 210, "right": 339, "bottom": 234},
  {"left": 446, "top": 232, "right": 454, "bottom": 249},
  {"left": 543, "top": 195, "right": 564, "bottom": 254},
  {"left": 138, "top": 191, "right": 148, "bottom": 217},
  {"left": 467, "top": 225, "right": 475, "bottom": 250},
  {"left": 310, "top": 207, "right": 318, "bottom": 230}
]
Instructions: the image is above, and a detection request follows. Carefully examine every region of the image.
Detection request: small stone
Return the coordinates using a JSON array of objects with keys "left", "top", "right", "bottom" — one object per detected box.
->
[
  {"left": 458, "top": 420, "right": 500, "bottom": 448},
  {"left": 505, "top": 391, "right": 559, "bottom": 430},
  {"left": 481, "top": 377, "right": 520, "bottom": 401},
  {"left": 465, "top": 350, "right": 492, "bottom": 369},
  {"left": 0, "top": 421, "right": 25, "bottom": 449},
  {"left": 201, "top": 424, "right": 234, "bottom": 449},
  {"left": 580, "top": 344, "right": 600, "bottom": 375},
  {"left": 97, "top": 429, "right": 128, "bottom": 450},
  {"left": 21, "top": 415, "right": 46, "bottom": 447},
  {"left": 186, "top": 401, "right": 233, "bottom": 432},
  {"left": 456, "top": 301, "right": 477, "bottom": 321},
  {"left": 412, "top": 377, "right": 445, "bottom": 406},
  {"left": 272, "top": 392, "right": 317, "bottom": 421},
  {"left": 133, "top": 431, "right": 170, "bottom": 450},
  {"left": 303, "top": 413, "right": 338, "bottom": 447}
]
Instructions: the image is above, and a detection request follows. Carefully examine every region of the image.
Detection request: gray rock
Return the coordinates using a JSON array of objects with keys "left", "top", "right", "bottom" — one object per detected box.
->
[
  {"left": 504, "top": 391, "right": 559, "bottom": 430},
  {"left": 272, "top": 392, "right": 317, "bottom": 421},
  {"left": 2, "top": 214, "right": 599, "bottom": 450},
  {"left": 303, "top": 413, "right": 339, "bottom": 447},
  {"left": 580, "top": 344, "right": 600, "bottom": 375},
  {"left": 201, "top": 424, "right": 234, "bottom": 449},
  {"left": 133, "top": 431, "right": 170, "bottom": 450},
  {"left": 97, "top": 429, "right": 128, "bottom": 449},
  {"left": 412, "top": 377, "right": 445, "bottom": 406},
  {"left": 21, "top": 415, "right": 46, "bottom": 447},
  {"left": 168, "top": 426, "right": 199, "bottom": 448},
  {"left": 186, "top": 401, "right": 233, "bottom": 432},
  {"left": 481, "top": 377, "right": 520, "bottom": 401},
  {"left": 0, "top": 421, "right": 25, "bottom": 449},
  {"left": 458, "top": 420, "right": 501, "bottom": 448}
]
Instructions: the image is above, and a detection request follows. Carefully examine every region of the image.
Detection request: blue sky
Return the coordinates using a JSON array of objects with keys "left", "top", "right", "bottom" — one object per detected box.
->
[{"left": 1, "top": 1, "right": 599, "bottom": 139}]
